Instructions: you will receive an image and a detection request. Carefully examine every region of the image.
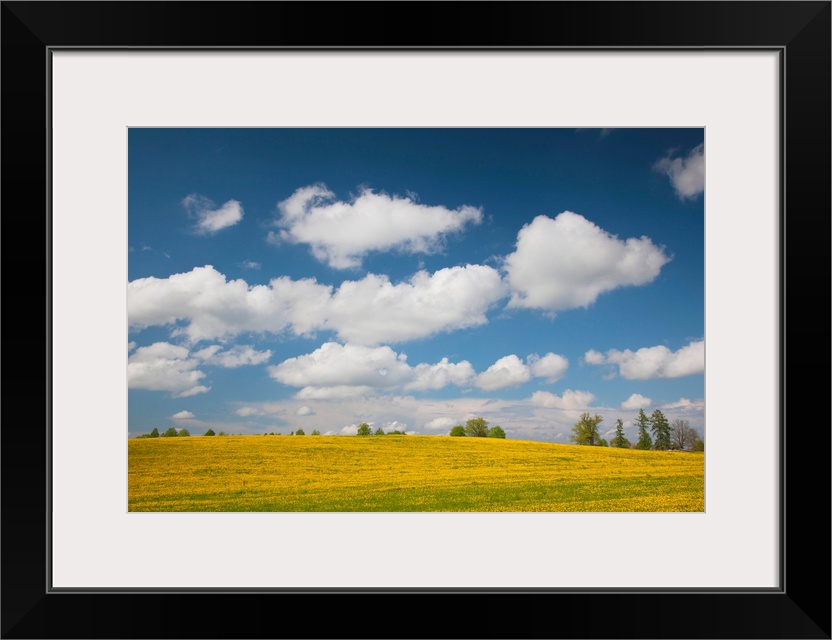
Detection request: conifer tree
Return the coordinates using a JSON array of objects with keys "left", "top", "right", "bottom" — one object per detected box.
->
[
  {"left": 611, "top": 419, "right": 630, "bottom": 448},
  {"left": 650, "top": 409, "right": 671, "bottom": 450},
  {"left": 635, "top": 409, "right": 653, "bottom": 450}
]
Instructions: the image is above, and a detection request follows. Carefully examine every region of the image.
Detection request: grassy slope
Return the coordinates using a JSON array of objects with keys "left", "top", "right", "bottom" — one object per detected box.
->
[{"left": 128, "top": 435, "right": 704, "bottom": 512}]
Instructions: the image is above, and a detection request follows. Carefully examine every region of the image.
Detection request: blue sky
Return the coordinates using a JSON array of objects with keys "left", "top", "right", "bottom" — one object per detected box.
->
[{"left": 128, "top": 128, "right": 704, "bottom": 442}]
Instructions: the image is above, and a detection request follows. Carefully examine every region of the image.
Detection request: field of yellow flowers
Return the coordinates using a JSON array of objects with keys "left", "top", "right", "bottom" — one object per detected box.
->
[{"left": 128, "top": 435, "right": 704, "bottom": 512}]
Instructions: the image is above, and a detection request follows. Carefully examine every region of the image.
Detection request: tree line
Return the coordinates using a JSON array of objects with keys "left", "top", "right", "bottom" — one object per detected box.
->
[
  {"left": 135, "top": 427, "right": 191, "bottom": 438},
  {"left": 448, "top": 418, "right": 506, "bottom": 439},
  {"left": 571, "top": 409, "right": 703, "bottom": 451}
]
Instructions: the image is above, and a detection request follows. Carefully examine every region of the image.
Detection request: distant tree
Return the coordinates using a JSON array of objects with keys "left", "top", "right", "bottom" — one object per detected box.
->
[
  {"left": 204, "top": 428, "right": 216, "bottom": 436},
  {"left": 464, "top": 417, "right": 490, "bottom": 437},
  {"left": 611, "top": 419, "right": 630, "bottom": 448},
  {"left": 449, "top": 425, "right": 466, "bottom": 437},
  {"left": 295, "top": 428, "right": 306, "bottom": 436},
  {"left": 650, "top": 409, "right": 671, "bottom": 450},
  {"left": 487, "top": 425, "right": 506, "bottom": 439},
  {"left": 570, "top": 413, "right": 603, "bottom": 446},
  {"left": 670, "top": 419, "right": 698, "bottom": 451},
  {"left": 374, "top": 427, "right": 385, "bottom": 436},
  {"left": 218, "top": 431, "right": 227, "bottom": 436},
  {"left": 693, "top": 438, "right": 704, "bottom": 452},
  {"left": 290, "top": 431, "right": 294, "bottom": 436},
  {"left": 311, "top": 430, "right": 321, "bottom": 436},
  {"left": 178, "top": 428, "right": 191, "bottom": 437},
  {"left": 161, "top": 427, "right": 178, "bottom": 438},
  {"left": 387, "top": 430, "right": 406, "bottom": 435},
  {"left": 149, "top": 428, "right": 160, "bottom": 438},
  {"left": 635, "top": 409, "right": 653, "bottom": 450},
  {"left": 356, "top": 423, "right": 372, "bottom": 436},
  {"left": 597, "top": 438, "right": 609, "bottom": 447}
]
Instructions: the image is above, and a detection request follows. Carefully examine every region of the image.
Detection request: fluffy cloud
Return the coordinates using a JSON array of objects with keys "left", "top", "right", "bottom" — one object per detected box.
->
[
  {"left": 269, "top": 342, "right": 477, "bottom": 399},
  {"left": 326, "top": 265, "right": 507, "bottom": 345},
  {"left": 269, "top": 343, "right": 412, "bottom": 390},
  {"left": 586, "top": 340, "right": 704, "bottom": 379},
  {"left": 182, "top": 194, "right": 244, "bottom": 234},
  {"left": 528, "top": 353, "right": 569, "bottom": 383},
  {"left": 272, "top": 184, "right": 483, "bottom": 268},
  {"left": 662, "top": 397, "right": 705, "bottom": 411},
  {"left": 171, "top": 411, "right": 195, "bottom": 419},
  {"left": 621, "top": 393, "right": 652, "bottom": 410},
  {"left": 405, "top": 359, "right": 476, "bottom": 392},
  {"left": 296, "top": 406, "right": 315, "bottom": 416},
  {"left": 530, "top": 389, "right": 595, "bottom": 410},
  {"left": 474, "top": 352, "right": 570, "bottom": 391},
  {"left": 193, "top": 344, "right": 272, "bottom": 368},
  {"left": 127, "top": 342, "right": 210, "bottom": 397},
  {"left": 475, "top": 355, "right": 531, "bottom": 391},
  {"left": 423, "top": 417, "right": 457, "bottom": 431},
  {"left": 653, "top": 143, "right": 705, "bottom": 200},
  {"left": 128, "top": 264, "right": 506, "bottom": 345},
  {"left": 504, "top": 212, "right": 670, "bottom": 313}
]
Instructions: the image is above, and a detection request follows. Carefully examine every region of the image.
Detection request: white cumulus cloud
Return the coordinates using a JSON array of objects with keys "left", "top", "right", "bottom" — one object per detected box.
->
[
  {"left": 653, "top": 143, "right": 704, "bottom": 200},
  {"left": 193, "top": 344, "right": 272, "bottom": 368},
  {"left": 127, "top": 342, "right": 210, "bottom": 397},
  {"left": 424, "top": 417, "right": 457, "bottom": 431},
  {"left": 272, "top": 184, "right": 483, "bottom": 268},
  {"left": 530, "top": 389, "right": 595, "bottom": 410},
  {"left": 504, "top": 212, "right": 670, "bottom": 313},
  {"left": 128, "top": 264, "right": 506, "bottom": 345},
  {"left": 621, "top": 393, "right": 652, "bottom": 410},
  {"left": 327, "top": 265, "right": 507, "bottom": 345},
  {"left": 404, "top": 358, "right": 476, "bottom": 392},
  {"left": 662, "top": 397, "right": 705, "bottom": 411},
  {"left": 182, "top": 193, "right": 244, "bottom": 234},
  {"left": 296, "top": 405, "right": 315, "bottom": 416},
  {"left": 586, "top": 339, "right": 704, "bottom": 379},
  {"left": 475, "top": 354, "right": 532, "bottom": 391},
  {"left": 171, "top": 410, "right": 196, "bottom": 420},
  {"left": 269, "top": 342, "right": 477, "bottom": 399},
  {"left": 475, "top": 352, "right": 569, "bottom": 391},
  {"left": 528, "top": 352, "right": 569, "bottom": 382}
]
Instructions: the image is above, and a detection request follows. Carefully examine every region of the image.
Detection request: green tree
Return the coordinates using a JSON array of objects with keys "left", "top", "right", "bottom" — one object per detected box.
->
[
  {"left": 449, "top": 425, "right": 466, "bottom": 437},
  {"left": 356, "top": 423, "right": 372, "bottom": 436},
  {"left": 149, "top": 427, "right": 160, "bottom": 438},
  {"left": 597, "top": 438, "right": 609, "bottom": 447},
  {"left": 570, "top": 413, "right": 603, "bottom": 446},
  {"left": 204, "top": 428, "right": 216, "bottom": 436},
  {"left": 295, "top": 428, "right": 306, "bottom": 436},
  {"left": 635, "top": 409, "right": 653, "bottom": 450},
  {"left": 487, "top": 425, "right": 506, "bottom": 439},
  {"left": 161, "top": 427, "right": 178, "bottom": 438},
  {"left": 178, "top": 428, "right": 191, "bottom": 437},
  {"left": 374, "top": 427, "right": 385, "bottom": 436},
  {"left": 311, "top": 430, "right": 321, "bottom": 436},
  {"left": 464, "top": 417, "right": 489, "bottom": 437},
  {"left": 610, "top": 419, "right": 630, "bottom": 448},
  {"left": 650, "top": 409, "right": 671, "bottom": 450},
  {"left": 670, "top": 418, "right": 698, "bottom": 450},
  {"left": 218, "top": 431, "right": 227, "bottom": 436}
]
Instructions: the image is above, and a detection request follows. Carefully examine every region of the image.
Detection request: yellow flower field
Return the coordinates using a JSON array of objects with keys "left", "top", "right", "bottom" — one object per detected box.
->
[{"left": 128, "top": 435, "right": 704, "bottom": 512}]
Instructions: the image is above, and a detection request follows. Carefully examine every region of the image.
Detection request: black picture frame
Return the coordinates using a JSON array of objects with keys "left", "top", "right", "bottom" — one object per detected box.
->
[{"left": 2, "top": 2, "right": 829, "bottom": 638}]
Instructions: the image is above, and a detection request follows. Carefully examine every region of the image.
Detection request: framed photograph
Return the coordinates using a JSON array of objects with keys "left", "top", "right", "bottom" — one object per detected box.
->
[{"left": 3, "top": 2, "right": 829, "bottom": 638}]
